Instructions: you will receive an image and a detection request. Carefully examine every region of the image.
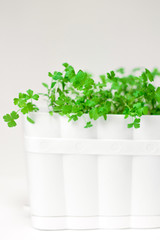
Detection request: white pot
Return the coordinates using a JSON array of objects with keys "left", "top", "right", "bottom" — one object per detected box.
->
[
  {"left": 24, "top": 113, "right": 65, "bottom": 229},
  {"left": 24, "top": 113, "right": 160, "bottom": 230},
  {"left": 97, "top": 115, "right": 132, "bottom": 228},
  {"left": 131, "top": 115, "right": 160, "bottom": 228},
  {"left": 60, "top": 115, "right": 98, "bottom": 229}
]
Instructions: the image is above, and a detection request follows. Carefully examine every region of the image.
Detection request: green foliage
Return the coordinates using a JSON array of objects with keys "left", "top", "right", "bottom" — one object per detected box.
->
[
  {"left": 3, "top": 63, "right": 160, "bottom": 129},
  {"left": 3, "top": 111, "right": 19, "bottom": 127},
  {"left": 3, "top": 89, "right": 39, "bottom": 127}
]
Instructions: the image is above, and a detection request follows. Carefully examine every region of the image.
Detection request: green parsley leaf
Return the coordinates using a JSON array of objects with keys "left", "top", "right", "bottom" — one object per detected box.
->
[
  {"left": 84, "top": 121, "right": 93, "bottom": 128},
  {"left": 27, "top": 89, "right": 34, "bottom": 97},
  {"left": 145, "top": 68, "right": 154, "bottom": 82}
]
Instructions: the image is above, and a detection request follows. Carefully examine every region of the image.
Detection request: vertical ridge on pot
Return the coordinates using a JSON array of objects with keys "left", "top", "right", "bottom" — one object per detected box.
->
[
  {"left": 97, "top": 115, "right": 133, "bottom": 228},
  {"left": 24, "top": 113, "right": 65, "bottom": 227},
  {"left": 131, "top": 116, "right": 160, "bottom": 222},
  {"left": 60, "top": 115, "right": 98, "bottom": 227}
]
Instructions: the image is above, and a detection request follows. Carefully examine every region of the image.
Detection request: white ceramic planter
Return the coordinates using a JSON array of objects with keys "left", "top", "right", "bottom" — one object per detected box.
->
[{"left": 24, "top": 113, "right": 160, "bottom": 230}]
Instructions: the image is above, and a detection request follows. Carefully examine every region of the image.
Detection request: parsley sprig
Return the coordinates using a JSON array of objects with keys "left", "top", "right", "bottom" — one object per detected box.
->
[{"left": 3, "top": 89, "right": 39, "bottom": 127}]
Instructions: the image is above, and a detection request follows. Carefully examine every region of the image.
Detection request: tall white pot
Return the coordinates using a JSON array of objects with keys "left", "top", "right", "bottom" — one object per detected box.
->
[
  {"left": 60, "top": 116, "right": 98, "bottom": 229},
  {"left": 131, "top": 115, "right": 160, "bottom": 228},
  {"left": 24, "top": 112, "right": 65, "bottom": 230},
  {"left": 97, "top": 115, "right": 133, "bottom": 228}
]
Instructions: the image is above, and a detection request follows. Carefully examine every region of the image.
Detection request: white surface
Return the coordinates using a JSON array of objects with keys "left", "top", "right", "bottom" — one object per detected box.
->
[
  {"left": 1, "top": 0, "right": 160, "bottom": 178},
  {"left": 1, "top": 176, "right": 160, "bottom": 240}
]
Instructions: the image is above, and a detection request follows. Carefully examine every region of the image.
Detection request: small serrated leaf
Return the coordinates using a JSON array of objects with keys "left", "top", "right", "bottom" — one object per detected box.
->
[
  {"left": 11, "top": 111, "right": 19, "bottom": 120},
  {"left": 63, "top": 63, "right": 69, "bottom": 67},
  {"left": 21, "top": 106, "right": 29, "bottom": 114},
  {"left": 48, "top": 72, "right": 53, "bottom": 77},
  {"left": 84, "top": 121, "right": 93, "bottom": 128},
  {"left": 145, "top": 68, "right": 154, "bottom": 82},
  {"left": 13, "top": 98, "right": 19, "bottom": 105},
  {"left": 27, "top": 89, "right": 34, "bottom": 97},
  {"left": 51, "top": 82, "right": 56, "bottom": 88},
  {"left": 128, "top": 123, "right": 134, "bottom": 128},
  {"left": 32, "top": 94, "right": 39, "bottom": 100},
  {"left": 143, "top": 106, "right": 148, "bottom": 115},
  {"left": 3, "top": 114, "right": 12, "bottom": 122},
  {"left": 134, "top": 123, "right": 140, "bottom": 128},
  {"left": 8, "top": 121, "right": 16, "bottom": 127}
]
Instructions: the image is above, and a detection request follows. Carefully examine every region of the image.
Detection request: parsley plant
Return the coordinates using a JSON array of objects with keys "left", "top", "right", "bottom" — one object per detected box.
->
[{"left": 3, "top": 64, "right": 160, "bottom": 129}]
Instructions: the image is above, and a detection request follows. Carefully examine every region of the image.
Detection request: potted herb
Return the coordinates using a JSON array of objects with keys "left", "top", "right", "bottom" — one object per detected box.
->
[{"left": 3, "top": 64, "right": 160, "bottom": 229}]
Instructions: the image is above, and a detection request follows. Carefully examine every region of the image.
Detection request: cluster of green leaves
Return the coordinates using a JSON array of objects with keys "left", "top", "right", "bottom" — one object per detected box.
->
[
  {"left": 3, "top": 63, "right": 160, "bottom": 128},
  {"left": 3, "top": 89, "right": 39, "bottom": 127},
  {"left": 41, "top": 64, "right": 160, "bottom": 128}
]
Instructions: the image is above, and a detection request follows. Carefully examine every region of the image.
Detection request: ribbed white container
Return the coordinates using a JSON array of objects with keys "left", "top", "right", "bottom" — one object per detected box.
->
[
  {"left": 97, "top": 115, "right": 133, "bottom": 228},
  {"left": 24, "top": 113, "right": 160, "bottom": 230},
  {"left": 60, "top": 115, "right": 98, "bottom": 228},
  {"left": 131, "top": 115, "right": 160, "bottom": 228}
]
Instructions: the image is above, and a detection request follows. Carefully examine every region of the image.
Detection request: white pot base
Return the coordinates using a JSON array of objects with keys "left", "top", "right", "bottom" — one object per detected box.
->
[{"left": 31, "top": 215, "right": 160, "bottom": 230}]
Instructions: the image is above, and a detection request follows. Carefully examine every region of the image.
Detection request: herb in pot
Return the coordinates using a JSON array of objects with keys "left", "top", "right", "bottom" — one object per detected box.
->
[{"left": 3, "top": 64, "right": 160, "bottom": 128}]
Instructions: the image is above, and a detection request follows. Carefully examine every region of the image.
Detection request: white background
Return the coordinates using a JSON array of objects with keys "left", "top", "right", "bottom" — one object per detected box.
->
[{"left": 1, "top": 0, "right": 160, "bottom": 239}]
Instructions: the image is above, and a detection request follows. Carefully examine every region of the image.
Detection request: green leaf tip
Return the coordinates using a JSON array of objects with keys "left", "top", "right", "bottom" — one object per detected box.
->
[
  {"left": 27, "top": 116, "right": 35, "bottom": 124},
  {"left": 84, "top": 121, "right": 93, "bottom": 128}
]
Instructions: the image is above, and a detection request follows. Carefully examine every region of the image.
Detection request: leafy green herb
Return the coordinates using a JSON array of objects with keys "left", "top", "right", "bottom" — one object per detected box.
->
[
  {"left": 3, "top": 64, "right": 160, "bottom": 129},
  {"left": 3, "top": 89, "right": 39, "bottom": 127}
]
